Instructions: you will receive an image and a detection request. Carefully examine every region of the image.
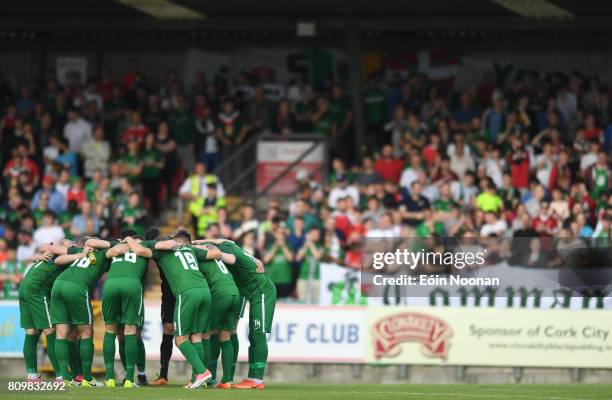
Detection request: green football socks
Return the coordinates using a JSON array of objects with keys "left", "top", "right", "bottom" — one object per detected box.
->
[
  {"left": 55, "top": 338, "right": 70, "bottom": 380},
  {"left": 178, "top": 341, "right": 205, "bottom": 375},
  {"left": 80, "top": 337, "right": 94, "bottom": 381},
  {"left": 220, "top": 340, "right": 235, "bottom": 383},
  {"left": 230, "top": 333, "right": 239, "bottom": 378},
  {"left": 137, "top": 336, "right": 146, "bottom": 374},
  {"left": 23, "top": 333, "right": 40, "bottom": 375},
  {"left": 45, "top": 332, "right": 60, "bottom": 376},
  {"left": 248, "top": 332, "right": 268, "bottom": 380},
  {"left": 124, "top": 334, "right": 138, "bottom": 382},
  {"left": 207, "top": 335, "right": 220, "bottom": 380},
  {"left": 68, "top": 339, "right": 82, "bottom": 377},
  {"left": 103, "top": 332, "right": 116, "bottom": 380}
]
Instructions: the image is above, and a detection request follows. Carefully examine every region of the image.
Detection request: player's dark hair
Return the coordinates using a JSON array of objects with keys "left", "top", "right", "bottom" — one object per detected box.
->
[
  {"left": 78, "top": 236, "right": 94, "bottom": 247},
  {"left": 145, "top": 227, "right": 161, "bottom": 241},
  {"left": 174, "top": 229, "right": 192, "bottom": 242},
  {"left": 120, "top": 229, "right": 139, "bottom": 239}
]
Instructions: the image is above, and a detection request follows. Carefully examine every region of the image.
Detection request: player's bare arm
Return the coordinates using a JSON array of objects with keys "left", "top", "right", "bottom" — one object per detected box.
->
[
  {"left": 154, "top": 239, "right": 181, "bottom": 250},
  {"left": 125, "top": 236, "right": 153, "bottom": 258},
  {"left": 220, "top": 251, "right": 237, "bottom": 265},
  {"left": 193, "top": 244, "right": 222, "bottom": 260},
  {"left": 106, "top": 243, "right": 130, "bottom": 258},
  {"left": 30, "top": 251, "right": 53, "bottom": 262},
  {"left": 193, "top": 238, "right": 235, "bottom": 245},
  {"left": 85, "top": 238, "right": 112, "bottom": 249},
  {"left": 55, "top": 247, "right": 92, "bottom": 265}
]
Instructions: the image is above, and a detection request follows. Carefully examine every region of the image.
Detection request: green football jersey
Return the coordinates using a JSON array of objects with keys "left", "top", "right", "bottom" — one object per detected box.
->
[
  {"left": 217, "top": 241, "right": 270, "bottom": 297},
  {"left": 55, "top": 247, "right": 109, "bottom": 289},
  {"left": 106, "top": 250, "right": 148, "bottom": 281},
  {"left": 21, "top": 247, "right": 80, "bottom": 293},
  {"left": 151, "top": 244, "right": 209, "bottom": 295},
  {"left": 198, "top": 259, "right": 238, "bottom": 299}
]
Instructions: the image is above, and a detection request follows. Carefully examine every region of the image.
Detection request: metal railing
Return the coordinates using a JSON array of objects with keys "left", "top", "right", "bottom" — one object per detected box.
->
[{"left": 216, "top": 132, "right": 328, "bottom": 214}]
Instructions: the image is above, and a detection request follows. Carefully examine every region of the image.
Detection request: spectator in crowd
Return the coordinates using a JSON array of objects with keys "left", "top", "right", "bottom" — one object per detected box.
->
[
  {"left": 193, "top": 183, "right": 227, "bottom": 237},
  {"left": 122, "top": 110, "right": 149, "bottom": 143},
  {"left": 232, "top": 204, "right": 259, "bottom": 240},
  {"left": 217, "top": 97, "right": 247, "bottom": 154},
  {"left": 363, "top": 76, "right": 387, "bottom": 146},
  {"left": 400, "top": 181, "right": 431, "bottom": 228},
  {"left": 81, "top": 125, "right": 111, "bottom": 177},
  {"left": 375, "top": 144, "right": 404, "bottom": 184},
  {"left": 140, "top": 132, "right": 165, "bottom": 217},
  {"left": 16, "top": 230, "right": 37, "bottom": 263},
  {"left": 32, "top": 211, "right": 64, "bottom": 246},
  {"left": 179, "top": 161, "right": 225, "bottom": 231},
  {"left": 168, "top": 95, "right": 197, "bottom": 172},
  {"left": 263, "top": 227, "right": 294, "bottom": 299},
  {"left": 328, "top": 174, "right": 359, "bottom": 209},
  {"left": 0, "top": 248, "right": 24, "bottom": 299},
  {"left": 480, "top": 211, "right": 508, "bottom": 237},
  {"left": 400, "top": 154, "right": 424, "bottom": 193},
  {"left": 195, "top": 100, "right": 220, "bottom": 171},
  {"left": 63, "top": 107, "right": 92, "bottom": 154},
  {"left": 70, "top": 200, "right": 99, "bottom": 237},
  {"left": 295, "top": 227, "right": 322, "bottom": 303},
  {"left": 476, "top": 178, "right": 503, "bottom": 213},
  {"left": 154, "top": 121, "right": 178, "bottom": 202}
]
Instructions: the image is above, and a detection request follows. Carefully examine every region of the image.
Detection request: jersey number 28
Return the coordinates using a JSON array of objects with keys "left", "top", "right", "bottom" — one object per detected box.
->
[{"left": 112, "top": 251, "right": 137, "bottom": 264}]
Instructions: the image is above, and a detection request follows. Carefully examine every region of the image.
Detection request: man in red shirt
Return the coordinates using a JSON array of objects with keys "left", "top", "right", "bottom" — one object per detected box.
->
[
  {"left": 374, "top": 144, "right": 404, "bottom": 183},
  {"left": 508, "top": 136, "right": 529, "bottom": 190},
  {"left": 532, "top": 201, "right": 559, "bottom": 237},
  {"left": 581, "top": 113, "right": 603, "bottom": 141},
  {"left": 122, "top": 59, "right": 141, "bottom": 92},
  {"left": 3, "top": 146, "right": 40, "bottom": 187},
  {"left": 122, "top": 110, "right": 149, "bottom": 143}
]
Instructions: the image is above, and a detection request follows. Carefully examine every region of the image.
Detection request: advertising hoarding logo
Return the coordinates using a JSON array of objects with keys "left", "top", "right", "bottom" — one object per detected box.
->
[{"left": 372, "top": 312, "right": 452, "bottom": 360}]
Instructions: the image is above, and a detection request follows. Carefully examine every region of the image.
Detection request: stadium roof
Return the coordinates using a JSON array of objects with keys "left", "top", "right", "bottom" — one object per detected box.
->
[
  {"left": 2, "top": 0, "right": 612, "bottom": 50},
  {"left": 0, "top": 0, "right": 610, "bottom": 21}
]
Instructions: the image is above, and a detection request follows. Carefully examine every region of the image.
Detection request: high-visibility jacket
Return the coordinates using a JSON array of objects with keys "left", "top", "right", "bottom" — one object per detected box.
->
[
  {"left": 188, "top": 174, "right": 220, "bottom": 215},
  {"left": 194, "top": 196, "right": 227, "bottom": 236}
]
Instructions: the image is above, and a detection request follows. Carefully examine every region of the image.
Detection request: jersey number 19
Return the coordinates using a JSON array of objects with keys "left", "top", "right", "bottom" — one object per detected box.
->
[{"left": 175, "top": 251, "right": 198, "bottom": 271}]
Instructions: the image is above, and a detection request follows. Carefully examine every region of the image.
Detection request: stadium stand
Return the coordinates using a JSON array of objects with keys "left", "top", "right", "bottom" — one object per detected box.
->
[{"left": 1, "top": 60, "right": 611, "bottom": 304}]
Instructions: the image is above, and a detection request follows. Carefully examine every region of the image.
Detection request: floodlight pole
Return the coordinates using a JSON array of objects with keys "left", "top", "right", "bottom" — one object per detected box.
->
[{"left": 345, "top": 15, "right": 366, "bottom": 160}]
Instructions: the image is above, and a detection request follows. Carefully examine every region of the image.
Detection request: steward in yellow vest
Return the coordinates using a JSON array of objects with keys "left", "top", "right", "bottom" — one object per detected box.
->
[{"left": 194, "top": 183, "right": 227, "bottom": 236}]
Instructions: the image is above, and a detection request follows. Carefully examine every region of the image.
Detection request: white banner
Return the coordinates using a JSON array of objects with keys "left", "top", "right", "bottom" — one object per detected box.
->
[
  {"left": 183, "top": 48, "right": 348, "bottom": 90},
  {"left": 140, "top": 303, "right": 365, "bottom": 363},
  {"left": 318, "top": 263, "right": 612, "bottom": 309},
  {"left": 318, "top": 262, "right": 370, "bottom": 306},
  {"left": 56, "top": 56, "right": 87, "bottom": 85},
  {"left": 366, "top": 307, "right": 612, "bottom": 368},
  {"left": 137, "top": 302, "right": 612, "bottom": 367},
  {"left": 256, "top": 140, "right": 325, "bottom": 195}
]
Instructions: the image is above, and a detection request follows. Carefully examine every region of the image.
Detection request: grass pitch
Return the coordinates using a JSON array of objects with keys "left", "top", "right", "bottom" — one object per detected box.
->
[{"left": 1, "top": 382, "right": 612, "bottom": 400}]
